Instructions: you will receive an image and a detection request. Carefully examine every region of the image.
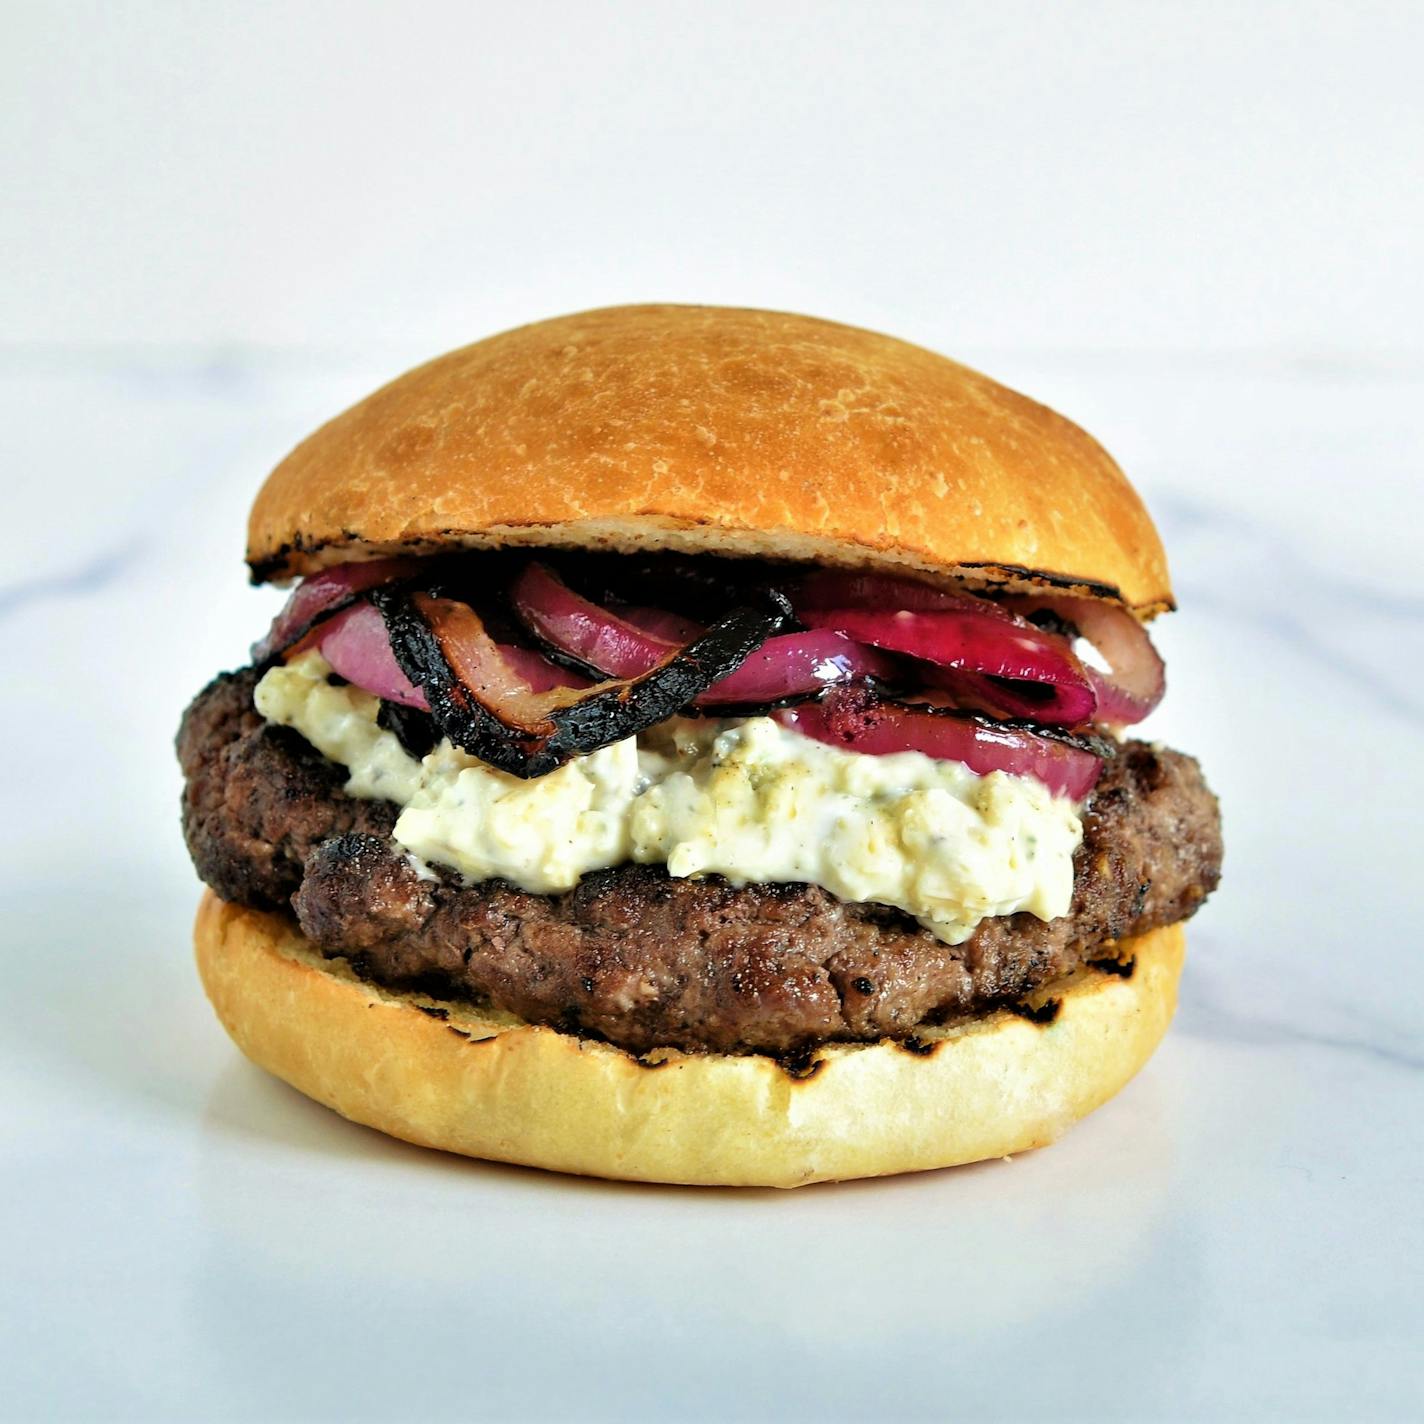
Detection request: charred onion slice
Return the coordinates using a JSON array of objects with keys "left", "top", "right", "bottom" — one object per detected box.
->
[
  {"left": 316, "top": 599, "right": 583, "bottom": 711},
  {"left": 795, "top": 605, "right": 1097, "bottom": 726},
  {"left": 375, "top": 587, "right": 785, "bottom": 777},
  {"left": 776, "top": 690, "right": 1107, "bottom": 801},
  {"left": 696, "top": 629, "right": 898, "bottom": 706},
  {"left": 318, "top": 601, "right": 429, "bottom": 710},
  {"left": 513, "top": 562, "right": 892, "bottom": 706},
  {"left": 1007, "top": 596, "right": 1166, "bottom": 725},
  {"left": 609, "top": 604, "right": 706, "bottom": 644},
  {"left": 618, "top": 597, "right": 901, "bottom": 705},
  {"left": 512, "top": 563, "right": 679, "bottom": 680},
  {"left": 377, "top": 700, "right": 439, "bottom": 760},
  {"left": 496, "top": 644, "right": 591, "bottom": 694},
  {"left": 251, "top": 556, "right": 425, "bottom": 663}
]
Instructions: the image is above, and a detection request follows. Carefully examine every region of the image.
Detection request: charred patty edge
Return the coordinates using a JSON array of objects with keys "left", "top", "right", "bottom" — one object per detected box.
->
[{"left": 264, "top": 911, "right": 1156, "bottom": 1080}]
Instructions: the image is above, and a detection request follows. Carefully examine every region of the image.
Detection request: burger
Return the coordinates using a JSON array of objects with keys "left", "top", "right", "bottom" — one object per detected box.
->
[{"left": 178, "top": 304, "right": 1222, "bottom": 1187}]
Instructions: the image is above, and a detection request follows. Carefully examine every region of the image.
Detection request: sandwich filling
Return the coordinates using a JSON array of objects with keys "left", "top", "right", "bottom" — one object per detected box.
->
[
  {"left": 177, "top": 549, "right": 1222, "bottom": 1056},
  {"left": 256, "top": 651, "right": 1083, "bottom": 946}
]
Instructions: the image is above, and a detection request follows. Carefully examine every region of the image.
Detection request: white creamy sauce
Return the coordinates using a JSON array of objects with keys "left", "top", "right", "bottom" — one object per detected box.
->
[{"left": 255, "top": 653, "right": 1084, "bottom": 944}]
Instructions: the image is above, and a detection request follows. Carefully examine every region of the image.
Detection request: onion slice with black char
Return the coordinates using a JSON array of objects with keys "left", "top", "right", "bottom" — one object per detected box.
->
[
  {"left": 1007, "top": 596, "right": 1166, "bottom": 725},
  {"left": 374, "top": 586, "right": 785, "bottom": 777},
  {"left": 315, "top": 600, "right": 585, "bottom": 713},
  {"left": 776, "top": 689, "right": 1107, "bottom": 801},
  {"left": 697, "top": 630, "right": 898, "bottom": 706},
  {"left": 377, "top": 700, "right": 439, "bottom": 760},
  {"left": 513, "top": 562, "right": 895, "bottom": 707},
  {"left": 795, "top": 605, "right": 1097, "bottom": 726},
  {"left": 496, "top": 645, "right": 591, "bottom": 694},
  {"left": 609, "top": 605, "right": 705, "bottom": 644},
  {"left": 317, "top": 601, "right": 429, "bottom": 709},
  {"left": 251, "top": 556, "right": 426, "bottom": 663},
  {"left": 511, "top": 564, "right": 680, "bottom": 681},
  {"left": 612, "top": 604, "right": 900, "bottom": 706}
]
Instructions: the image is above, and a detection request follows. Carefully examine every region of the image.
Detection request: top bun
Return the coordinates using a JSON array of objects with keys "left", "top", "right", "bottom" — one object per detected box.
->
[{"left": 248, "top": 305, "right": 1172, "bottom": 612}]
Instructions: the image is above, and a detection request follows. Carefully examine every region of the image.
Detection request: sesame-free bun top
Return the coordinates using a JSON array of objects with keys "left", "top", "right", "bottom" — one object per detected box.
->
[{"left": 248, "top": 305, "right": 1172, "bottom": 612}]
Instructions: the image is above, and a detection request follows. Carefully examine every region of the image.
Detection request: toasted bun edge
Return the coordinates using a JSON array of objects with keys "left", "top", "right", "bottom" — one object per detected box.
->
[
  {"left": 195, "top": 892, "right": 1185, "bottom": 1187},
  {"left": 247, "top": 305, "right": 1172, "bottom": 613}
]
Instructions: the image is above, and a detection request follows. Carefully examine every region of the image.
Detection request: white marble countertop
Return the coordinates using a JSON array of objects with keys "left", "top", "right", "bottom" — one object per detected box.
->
[{"left": 3, "top": 350, "right": 1421, "bottom": 1421}]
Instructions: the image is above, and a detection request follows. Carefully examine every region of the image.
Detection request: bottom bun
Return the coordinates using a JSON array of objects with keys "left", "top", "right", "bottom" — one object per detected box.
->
[{"left": 194, "top": 891, "right": 1185, "bottom": 1188}]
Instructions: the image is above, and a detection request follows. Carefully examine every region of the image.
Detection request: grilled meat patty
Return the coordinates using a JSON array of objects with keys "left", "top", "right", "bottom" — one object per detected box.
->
[{"left": 178, "top": 668, "right": 1222, "bottom": 1055}]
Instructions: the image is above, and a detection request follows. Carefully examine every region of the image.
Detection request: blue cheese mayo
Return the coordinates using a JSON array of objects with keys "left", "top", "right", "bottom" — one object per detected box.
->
[{"left": 255, "top": 652, "right": 1083, "bottom": 944}]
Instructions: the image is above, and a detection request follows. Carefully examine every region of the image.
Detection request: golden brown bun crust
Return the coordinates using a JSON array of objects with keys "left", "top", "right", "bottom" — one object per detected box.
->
[
  {"left": 248, "top": 305, "right": 1172, "bottom": 612},
  {"left": 195, "top": 892, "right": 1185, "bottom": 1187}
]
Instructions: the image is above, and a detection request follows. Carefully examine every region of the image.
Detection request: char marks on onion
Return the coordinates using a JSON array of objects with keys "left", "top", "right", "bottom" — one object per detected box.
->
[
  {"left": 373, "top": 585, "right": 786, "bottom": 777},
  {"left": 776, "top": 688, "right": 1110, "bottom": 801},
  {"left": 251, "top": 556, "right": 426, "bottom": 664},
  {"left": 512, "top": 562, "right": 898, "bottom": 708},
  {"left": 250, "top": 552, "right": 1166, "bottom": 787},
  {"left": 794, "top": 597, "right": 1098, "bottom": 727}
]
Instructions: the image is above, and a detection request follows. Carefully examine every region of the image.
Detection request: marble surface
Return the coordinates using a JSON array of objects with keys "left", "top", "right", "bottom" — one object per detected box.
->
[{"left": 3, "top": 350, "right": 1422, "bottom": 1421}]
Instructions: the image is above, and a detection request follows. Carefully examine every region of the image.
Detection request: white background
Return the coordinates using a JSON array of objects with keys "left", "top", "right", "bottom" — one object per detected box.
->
[
  {"left": 7, "top": 0, "right": 1423, "bottom": 357},
  {"left": 4, "top": 5, "right": 1423, "bottom": 1421}
]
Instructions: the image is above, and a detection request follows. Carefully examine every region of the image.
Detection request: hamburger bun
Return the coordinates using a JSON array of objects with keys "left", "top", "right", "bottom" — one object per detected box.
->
[
  {"left": 195, "top": 892, "right": 1185, "bottom": 1189},
  {"left": 192, "top": 306, "right": 1207, "bottom": 1187},
  {"left": 247, "top": 305, "right": 1171, "bottom": 613}
]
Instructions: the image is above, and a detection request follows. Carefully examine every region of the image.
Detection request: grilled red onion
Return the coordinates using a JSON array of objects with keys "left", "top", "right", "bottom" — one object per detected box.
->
[
  {"left": 777, "top": 691, "right": 1105, "bottom": 801},
  {"left": 316, "top": 601, "right": 583, "bottom": 712},
  {"left": 797, "top": 571, "right": 1164, "bottom": 727},
  {"left": 512, "top": 564, "right": 678, "bottom": 680},
  {"left": 697, "top": 630, "right": 897, "bottom": 706},
  {"left": 1007, "top": 596, "right": 1166, "bottom": 725},
  {"left": 252, "top": 556, "right": 424, "bottom": 663},
  {"left": 512, "top": 563, "right": 895, "bottom": 707},
  {"left": 613, "top": 605, "right": 705, "bottom": 643},
  {"left": 796, "top": 606, "right": 1097, "bottom": 726},
  {"left": 317, "top": 601, "right": 429, "bottom": 709},
  {"left": 377, "top": 586, "right": 785, "bottom": 777},
  {"left": 496, "top": 645, "right": 590, "bottom": 694}
]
